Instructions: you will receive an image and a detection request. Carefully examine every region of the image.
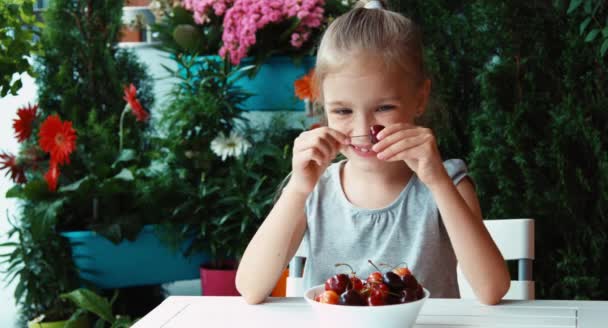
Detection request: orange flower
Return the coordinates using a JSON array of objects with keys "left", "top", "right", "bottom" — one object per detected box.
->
[
  {"left": 123, "top": 83, "right": 149, "bottom": 122},
  {"left": 294, "top": 69, "right": 316, "bottom": 101},
  {"left": 44, "top": 163, "right": 60, "bottom": 192},
  {"left": 38, "top": 115, "right": 77, "bottom": 166},
  {"left": 13, "top": 103, "right": 38, "bottom": 142}
]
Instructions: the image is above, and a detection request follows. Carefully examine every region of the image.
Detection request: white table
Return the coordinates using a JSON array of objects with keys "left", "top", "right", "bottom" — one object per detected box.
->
[{"left": 132, "top": 296, "right": 608, "bottom": 328}]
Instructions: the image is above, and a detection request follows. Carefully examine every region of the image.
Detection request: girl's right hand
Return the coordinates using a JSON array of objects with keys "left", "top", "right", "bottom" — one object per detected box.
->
[{"left": 287, "top": 127, "right": 350, "bottom": 195}]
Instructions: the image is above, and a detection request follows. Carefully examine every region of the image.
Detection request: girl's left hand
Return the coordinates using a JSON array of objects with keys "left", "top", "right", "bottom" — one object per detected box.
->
[{"left": 371, "top": 123, "right": 450, "bottom": 187}]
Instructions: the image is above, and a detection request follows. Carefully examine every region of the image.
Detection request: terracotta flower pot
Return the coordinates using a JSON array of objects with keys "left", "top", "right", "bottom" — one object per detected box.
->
[
  {"left": 120, "top": 25, "right": 142, "bottom": 42},
  {"left": 125, "top": 0, "right": 150, "bottom": 6}
]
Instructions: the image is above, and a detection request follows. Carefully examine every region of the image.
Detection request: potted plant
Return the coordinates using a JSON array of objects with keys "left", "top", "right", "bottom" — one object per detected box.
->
[
  {"left": 1, "top": 217, "right": 86, "bottom": 327},
  {"left": 156, "top": 54, "right": 302, "bottom": 295},
  {"left": 152, "top": 0, "right": 353, "bottom": 111},
  {"left": 61, "top": 288, "right": 135, "bottom": 328}
]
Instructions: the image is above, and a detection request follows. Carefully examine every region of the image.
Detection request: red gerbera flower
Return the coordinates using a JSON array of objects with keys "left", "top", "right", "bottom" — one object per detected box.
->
[
  {"left": 38, "top": 115, "right": 77, "bottom": 166},
  {"left": 44, "top": 163, "right": 60, "bottom": 192},
  {"left": 13, "top": 103, "right": 38, "bottom": 142},
  {"left": 0, "top": 152, "right": 27, "bottom": 184},
  {"left": 123, "top": 84, "right": 149, "bottom": 122}
]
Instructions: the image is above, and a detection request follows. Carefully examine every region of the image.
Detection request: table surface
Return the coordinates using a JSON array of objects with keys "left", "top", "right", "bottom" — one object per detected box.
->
[{"left": 132, "top": 296, "right": 608, "bottom": 328}]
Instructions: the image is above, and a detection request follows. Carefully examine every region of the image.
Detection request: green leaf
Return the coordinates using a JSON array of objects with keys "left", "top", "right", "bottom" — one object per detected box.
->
[
  {"left": 5, "top": 185, "right": 24, "bottom": 198},
  {"left": 113, "top": 149, "right": 137, "bottom": 168},
  {"left": 602, "top": 27, "right": 608, "bottom": 37},
  {"left": 61, "top": 288, "right": 115, "bottom": 323},
  {"left": 579, "top": 17, "right": 592, "bottom": 35},
  {"left": 601, "top": 38, "right": 608, "bottom": 56},
  {"left": 64, "top": 309, "right": 87, "bottom": 328},
  {"left": 59, "top": 176, "right": 90, "bottom": 192},
  {"left": 585, "top": 29, "right": 600, "bottom": 42},
  {"left": 567, "top": 0, "right": 583, "bottom": 14},
  {"left": 113, "top": 168, "right": 134, "bottom": 181}
]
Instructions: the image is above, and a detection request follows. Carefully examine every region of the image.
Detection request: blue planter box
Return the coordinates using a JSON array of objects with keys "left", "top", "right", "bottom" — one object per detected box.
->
[
  {"left": 62, "top": 225, "right": 210, "bottom": 289},
  {"left": 179, "top": 55, "right": 316, "bottom": 111}
]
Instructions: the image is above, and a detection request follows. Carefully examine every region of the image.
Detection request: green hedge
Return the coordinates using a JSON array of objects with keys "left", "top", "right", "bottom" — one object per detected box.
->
[{"left": 391, "top": 0, "right": 607, "bottom": 299}]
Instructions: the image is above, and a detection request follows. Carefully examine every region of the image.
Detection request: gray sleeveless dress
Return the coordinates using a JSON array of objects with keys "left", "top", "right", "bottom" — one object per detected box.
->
[{"left": 299, "top": 159, "right": 468, "bottom": 298}]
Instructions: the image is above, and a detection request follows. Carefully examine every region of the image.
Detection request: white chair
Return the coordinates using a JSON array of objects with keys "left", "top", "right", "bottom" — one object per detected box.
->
[
  {"left": 286, "top": 218, "right": 535, "bottom": 300},
  {"left": 458, "top": 218, "right": 535, "bottom": 300}
]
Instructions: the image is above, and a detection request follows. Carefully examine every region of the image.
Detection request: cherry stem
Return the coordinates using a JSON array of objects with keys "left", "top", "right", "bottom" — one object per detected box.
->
[
  {"left": 368, "top": 259, "right": 382, "bottom": 272},
  {"left": 335, "top": 263, "right": 355, "bottom": 275},
  {"left": 391, "top": 261, "right": 409, "bottom": 271},
  {"left": 378, "top": 263, "right": 393, "bottom": 269}
]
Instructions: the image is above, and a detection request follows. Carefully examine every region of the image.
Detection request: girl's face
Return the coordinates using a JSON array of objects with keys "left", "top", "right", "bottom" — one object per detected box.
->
[{"left": 322, "top": 55, "right": 430, "bottom": 168}]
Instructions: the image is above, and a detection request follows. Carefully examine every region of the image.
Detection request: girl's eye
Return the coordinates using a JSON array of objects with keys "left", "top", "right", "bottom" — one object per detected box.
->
[
  {"left": 377, "top": 105, "right": 396, "bottom": 112},
  {"left": 332, "top": 108, "right": 352, "bottom": 115}
]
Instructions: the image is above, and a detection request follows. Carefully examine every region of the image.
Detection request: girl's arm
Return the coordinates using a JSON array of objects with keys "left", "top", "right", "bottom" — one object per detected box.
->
[
  {"left": 428, "top": 175, "right": 510, "bottom": 305},
  {"left": 372, "top": 124, "right": 510, "bottom": 305},
  {"left": 237, "top": 127, "right": 348, "bottom": 304},
  {"left": 235, "top": 182, "right": 308, "bottom": 304}
]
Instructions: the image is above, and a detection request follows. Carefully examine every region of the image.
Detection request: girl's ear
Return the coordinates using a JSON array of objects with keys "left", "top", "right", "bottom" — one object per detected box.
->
[{"left": 415, "top": 79, "right": 432, "bottom": 117}]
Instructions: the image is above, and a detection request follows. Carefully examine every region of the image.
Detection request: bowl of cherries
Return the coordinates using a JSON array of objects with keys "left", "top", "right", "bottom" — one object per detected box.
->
[{"left": 304, "top": 260, "right": 429, "bottom": 328}]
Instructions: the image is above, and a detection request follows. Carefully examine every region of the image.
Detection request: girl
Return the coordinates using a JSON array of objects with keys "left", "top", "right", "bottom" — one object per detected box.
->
[{"left": 235, "top": 0, "right": 510, "bottom": 305}]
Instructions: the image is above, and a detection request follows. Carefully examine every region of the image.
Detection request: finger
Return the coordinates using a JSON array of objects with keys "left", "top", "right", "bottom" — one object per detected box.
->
[
  {"left": 321, "top": 127, "right": 350, "bottom": 145},
  {"left": 372, "top": 128, "right": 423, "bottom": 153},
  {"left": 377, "top": 134, "right": 432, "bottom": 161},
  {"left": 294, "top": 148, "right": 325, "bottom": 168},
  {"left": 297, "top": 136, "right": 338, "bottom": 162},
  {"left": 375, "top": 123, "right": 417, "bottom": 141}
]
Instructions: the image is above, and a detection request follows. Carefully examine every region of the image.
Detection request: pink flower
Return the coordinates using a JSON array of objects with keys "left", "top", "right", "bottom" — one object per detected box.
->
[
  {"left": 182, "top": 0, "right": 234, "bottom": 24},
  {"left": 188, "top": 0, "right": 326, "bottom": 65}
]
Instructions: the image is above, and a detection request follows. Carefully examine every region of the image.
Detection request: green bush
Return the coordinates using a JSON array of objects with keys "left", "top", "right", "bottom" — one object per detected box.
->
[{"left": 391, "top": 0, "right": 607, "bottom": 299}]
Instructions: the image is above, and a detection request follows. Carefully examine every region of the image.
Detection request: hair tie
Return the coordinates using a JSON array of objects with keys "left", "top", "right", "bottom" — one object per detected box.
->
[{"left": 364, "top": 0, "right": 384, "bottom": 10}]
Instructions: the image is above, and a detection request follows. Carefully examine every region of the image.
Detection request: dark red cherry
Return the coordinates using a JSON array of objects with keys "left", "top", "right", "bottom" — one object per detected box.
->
[
  {"left": 415, "top": 284, "right": 424, "bottom": 299},
  {"left": 399, "top": 288, "right": 417, "bottom": 303},
  {"left": 370, "top": 125, "right": 385, "bottom": 144},
  {"left": 384, "top": 271, "right": 406, "bottom": 291},
  {"left": 340, "top": 289, "right": 366, "bottom": 306},
  {"left": 401, "top": 273, "right": 419, "bottom": 289},
  {"left": 324, "top": 273, "right": 351, "bottom": 295}
]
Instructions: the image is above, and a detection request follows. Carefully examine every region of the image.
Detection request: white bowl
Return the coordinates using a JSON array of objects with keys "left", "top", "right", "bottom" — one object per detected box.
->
[{"left": 304, "top": 284, "right": 429, "bottom": 328}]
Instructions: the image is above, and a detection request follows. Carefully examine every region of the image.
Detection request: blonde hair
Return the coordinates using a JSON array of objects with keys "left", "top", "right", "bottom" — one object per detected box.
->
[{"left": 313, "top": 0, "right": 426, "bottom": 103}]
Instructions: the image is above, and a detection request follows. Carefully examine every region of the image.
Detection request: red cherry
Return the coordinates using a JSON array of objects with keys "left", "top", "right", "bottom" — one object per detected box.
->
[
  {"left": 372, "top": 282, "right": 390, "bottom": 296},
  {"left": 367, "top": 289, "right": 386, "bottom": 306},
  {"left": 319, "top": 290, "right": 339, "bottom": 304},
  {"left": 325, "top": 273, "right": 351, "bottom": 295},
  {"left": 369, "top": 125, "right": 385, "bottom": 144},
  {"left": 350, "top": 276, "right": 364, "bottom": 292},
  {"left": 367, "top": 271, "right": 384, "bottom": 285},
  {"left": 392, "top": 267, "right": 412, "bottom": 277}
]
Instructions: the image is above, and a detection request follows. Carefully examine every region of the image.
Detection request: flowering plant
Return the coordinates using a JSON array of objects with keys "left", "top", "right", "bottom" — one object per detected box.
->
[
  {"left": 153, "top": 0, "right": 352, "bottom": 67},
  {"left": 1, "top": 104, "right": 77, "bottom": 192}
]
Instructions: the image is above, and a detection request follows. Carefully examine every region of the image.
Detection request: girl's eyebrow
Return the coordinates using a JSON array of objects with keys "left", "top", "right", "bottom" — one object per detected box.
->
[
  {"left": 376, "top": 97, "right": 401, "bottom": 103},
  {"left": 326, "top": 100, "right": 353, "bottom": 107}
]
